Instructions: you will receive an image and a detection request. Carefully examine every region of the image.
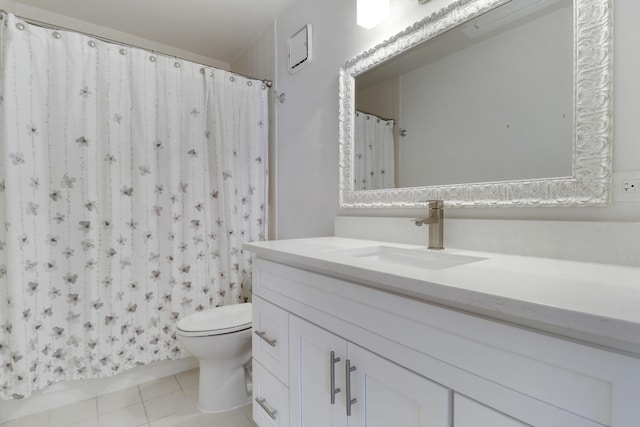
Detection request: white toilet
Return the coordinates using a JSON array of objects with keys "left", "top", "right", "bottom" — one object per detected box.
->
[{"left": 176, "top": 303, "right": 252, "bottom": 413}]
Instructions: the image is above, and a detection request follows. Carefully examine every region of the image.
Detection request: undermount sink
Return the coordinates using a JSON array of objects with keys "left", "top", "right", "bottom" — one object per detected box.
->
[{"left": 328, "top": 245, "right": 486, "bottom": 270}]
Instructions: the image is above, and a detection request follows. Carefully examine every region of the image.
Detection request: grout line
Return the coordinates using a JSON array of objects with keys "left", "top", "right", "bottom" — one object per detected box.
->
[
  {"left": 176, "top": 369, "right": 198, "bottom": 391},
  {"left": 137, "top": 384, "right": 151, "bottom": 424},
  {"left": 93, "top": 398, "right": 99, "bottom": 426},
  {"left": 7, "top": 376, "right": 209, "bottom": 427},
  {"left": 176, "top": 372, "right": 186, "bottom": 391}
]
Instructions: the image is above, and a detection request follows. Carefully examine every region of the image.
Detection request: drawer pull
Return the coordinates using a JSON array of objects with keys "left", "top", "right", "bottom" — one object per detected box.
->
[
  {"left": 255, "top": 397, "right": 278, "bottom": 420},
  {"left": 346, "top": 359, "right": 357, "bottom": 416},
  {"left": 254, "top": 330, "right": 277, "bottom": 347},
  {"left": 330, "top": 351, "right": 341, "bottom": 404}
]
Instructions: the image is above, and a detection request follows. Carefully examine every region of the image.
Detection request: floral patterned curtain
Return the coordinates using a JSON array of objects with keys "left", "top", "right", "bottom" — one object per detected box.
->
[
  {"left": 0, "top": 13, "right": 268, "bottom": 399},
  {"left": 353, "top": 111, "right": 395, "bottom": 190}
]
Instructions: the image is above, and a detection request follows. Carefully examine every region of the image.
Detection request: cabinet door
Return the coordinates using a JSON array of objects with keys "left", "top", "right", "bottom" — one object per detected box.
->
[
  {"left": 290, "top": 316, "right": 348, "bottom": 427},
  {"left": 454, "top": 393, "right": 527, "bottom": 427},
  {"left": 347, "top": 344, "right": 451, "bottom": 427}
]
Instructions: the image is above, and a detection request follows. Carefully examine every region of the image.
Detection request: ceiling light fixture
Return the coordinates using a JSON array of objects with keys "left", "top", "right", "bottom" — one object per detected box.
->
[{"left": 357, "top": 0, "right": 390, "bottom": 29}]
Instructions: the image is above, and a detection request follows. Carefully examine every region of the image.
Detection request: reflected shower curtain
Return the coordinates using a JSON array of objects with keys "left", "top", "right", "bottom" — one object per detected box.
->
[
  {"left": 0, "top": 13, "right": 267, "bottom": 399},
  {"left": 353, "top": 111, "right": 395, "bottom": 190}
]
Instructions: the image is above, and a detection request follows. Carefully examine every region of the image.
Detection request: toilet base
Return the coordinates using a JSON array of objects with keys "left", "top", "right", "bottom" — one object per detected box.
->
[{"left": 197, "top": 357, "right": 252, "bottom": 413}]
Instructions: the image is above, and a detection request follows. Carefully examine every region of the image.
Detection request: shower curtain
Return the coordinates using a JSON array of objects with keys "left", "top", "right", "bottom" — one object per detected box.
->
[
  {"left": 0, "top": 13, "right": 267, "bottom": 399},
  {"left": 353, "top": 111, "right": 395, "bottom": 190}
]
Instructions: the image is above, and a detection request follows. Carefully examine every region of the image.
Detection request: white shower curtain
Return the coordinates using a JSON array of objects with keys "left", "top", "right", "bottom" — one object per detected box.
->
[
  {"left": 0, "top": 13, "right": 267, "bottom": 399},
  {"left": 353, "top": 111, "right": 395, "bottom": 190}
]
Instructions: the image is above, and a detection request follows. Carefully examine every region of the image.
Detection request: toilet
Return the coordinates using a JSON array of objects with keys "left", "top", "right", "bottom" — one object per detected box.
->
[{"left": 175, "top": 302, "right": 252, "bottom": 413}]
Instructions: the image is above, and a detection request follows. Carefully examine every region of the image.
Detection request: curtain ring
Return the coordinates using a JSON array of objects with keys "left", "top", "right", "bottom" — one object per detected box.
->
[
  {"left": 200, "top": 68, "right": 205, "bottom": 74},
  {"left": 247, "top": 81, "right": 253, "bottom": 86},
  {"left": 88, "top": 40, "right": 96, "bottom": 48},
  {"left": 119, "top": 48, "right": 127, "bottom": 55},
  {"left": 229, "top": 76, "right": 235, "bottom": 82},
  {"left": 52, "top": 31, "right": 62, "bottom": 39},
  {"left": 16, "top": 23, "right": 25, "bottom": 31},
  {"left": 149, "top": 56, "right": 156, "bottom": 63},
  {"left": 174, "top": 62, "right": 181, "bottom": 68}
]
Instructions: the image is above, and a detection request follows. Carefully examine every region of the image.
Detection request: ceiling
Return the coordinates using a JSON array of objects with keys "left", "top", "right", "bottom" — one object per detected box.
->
[{"left": 15, "top": 0, "right": 299, "bottom": 64}]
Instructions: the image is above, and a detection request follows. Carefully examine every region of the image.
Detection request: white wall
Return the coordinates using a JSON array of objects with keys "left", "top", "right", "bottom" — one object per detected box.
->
[
  {"left": 0, "top": 0, "right": 15, "bottom": 12},
  {"left": 399, "top": 6, "right": 572, "bottom": 186},
  {"left": 272, "top": 0, "right": 439, "bottom": 238},
  {"left": 335, "top": 216, "right": 640, "bottom": 266},
  {"left": 270, "top": 0, "right": 640, "bottom": 239}
]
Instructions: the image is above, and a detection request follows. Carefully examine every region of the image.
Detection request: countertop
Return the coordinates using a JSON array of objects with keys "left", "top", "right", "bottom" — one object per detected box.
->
[{"left": 244, "top": 237, "right": 640, "bottom": 356}]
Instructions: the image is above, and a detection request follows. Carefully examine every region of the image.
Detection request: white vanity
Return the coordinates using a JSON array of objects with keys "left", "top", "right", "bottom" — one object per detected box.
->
[
  {"left": 246, "top": 237, "right": 640, "bottom": 427},
  {"left": 245, "top": 0, "right": 623, "bottom": 423}
]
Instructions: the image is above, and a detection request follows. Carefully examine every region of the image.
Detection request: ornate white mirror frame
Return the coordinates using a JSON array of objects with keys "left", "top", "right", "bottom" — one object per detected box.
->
[{"left": 338, "top": 0, "right": 613, "bottom": 208}]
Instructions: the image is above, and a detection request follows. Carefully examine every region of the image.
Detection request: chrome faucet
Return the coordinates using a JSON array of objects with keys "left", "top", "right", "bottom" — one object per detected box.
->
[{"left": 414, "top": 200, "right": 444, "bottom": 250}]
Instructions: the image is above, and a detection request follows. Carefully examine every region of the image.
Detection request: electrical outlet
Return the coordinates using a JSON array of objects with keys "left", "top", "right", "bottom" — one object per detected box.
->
[
  {"left": 613, "top": 171, "right": 640, "bottom": 202},
  {"left": 622, "top": 180, "right": 640, "bottom": 193}
]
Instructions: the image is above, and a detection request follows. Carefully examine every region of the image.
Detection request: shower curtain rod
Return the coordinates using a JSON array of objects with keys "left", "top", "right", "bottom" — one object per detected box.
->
[{"left": 0, "top": 10, "right": 273, "bottom": 88}]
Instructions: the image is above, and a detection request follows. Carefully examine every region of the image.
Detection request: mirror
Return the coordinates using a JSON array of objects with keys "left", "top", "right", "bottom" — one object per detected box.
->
[{"left": 338, "top": 0, "right": 613, "bottom": 208}]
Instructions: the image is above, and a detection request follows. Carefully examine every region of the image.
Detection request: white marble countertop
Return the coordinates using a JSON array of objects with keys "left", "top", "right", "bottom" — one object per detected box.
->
[{"left": 244, "top": 237, "right": 640, "bottom": 356}]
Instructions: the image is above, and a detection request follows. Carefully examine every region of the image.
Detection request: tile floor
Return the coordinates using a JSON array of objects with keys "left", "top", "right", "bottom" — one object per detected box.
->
[{"left": 0, "top": 369, "right": 258, "bottom": 427}]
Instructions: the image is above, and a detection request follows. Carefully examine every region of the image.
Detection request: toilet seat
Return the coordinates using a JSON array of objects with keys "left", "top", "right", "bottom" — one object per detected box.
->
[{"left": 176, "top": 303, "right": 252, "bottom": 337}]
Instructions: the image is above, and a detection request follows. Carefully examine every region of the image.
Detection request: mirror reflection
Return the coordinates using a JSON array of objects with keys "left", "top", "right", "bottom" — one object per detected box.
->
[{"left": 354, "top": 0, "right": 573, "bottom": 190}]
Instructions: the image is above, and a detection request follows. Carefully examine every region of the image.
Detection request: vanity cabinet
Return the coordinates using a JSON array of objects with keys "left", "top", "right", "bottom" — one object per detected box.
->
[
  {"left": 250, "top": 256, "right": 640, "bottom": 427},
  {"left": 289, "top": 315, "right": 450, "bottom": 427}
]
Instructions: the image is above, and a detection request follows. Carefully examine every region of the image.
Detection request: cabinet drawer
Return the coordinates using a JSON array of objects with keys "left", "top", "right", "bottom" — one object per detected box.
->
[
  {"left": 253, "top": 360, "right": 289, "bottom": 427},
  {"left": 253, "top": 296, "right": 289, "bottom": 385}
]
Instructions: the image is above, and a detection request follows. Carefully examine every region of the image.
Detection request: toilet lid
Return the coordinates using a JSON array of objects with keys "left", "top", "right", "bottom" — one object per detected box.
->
[{"left": 176, "top": 303, "right": 252, "bottom": 336}]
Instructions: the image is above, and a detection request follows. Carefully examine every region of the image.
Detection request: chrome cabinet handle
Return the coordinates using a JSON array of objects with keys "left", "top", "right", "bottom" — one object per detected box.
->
[
  {"left": 345, "top": 359, "right": 357, "bottom": 416},
  {"left": 255, "top": 397, "right": 278, "bottom": 420},
  {"left": 330, "top": 351, "right": 341, "bottom": 404},
  {"left": 254, "top": 330, "right": 277, "bottom": 347}
]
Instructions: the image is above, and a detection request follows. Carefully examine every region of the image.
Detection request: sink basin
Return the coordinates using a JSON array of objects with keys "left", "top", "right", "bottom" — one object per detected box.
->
[{"left": 329, "top": 245, "right": 486, "bottom": 270}]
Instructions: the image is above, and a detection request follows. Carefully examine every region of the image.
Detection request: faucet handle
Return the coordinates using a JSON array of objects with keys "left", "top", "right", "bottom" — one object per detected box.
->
[{"left": 413, "top": 200, "right": 443, "bottom": 227}]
